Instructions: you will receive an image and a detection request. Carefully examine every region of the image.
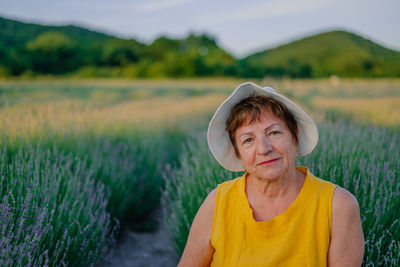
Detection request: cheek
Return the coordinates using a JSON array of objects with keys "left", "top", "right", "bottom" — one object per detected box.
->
[
  {"left": 279, "top": 139, "right": 298, "bottom": 158},
  {"left": 286, "top": 142, "right": 298, "bottom": 159},
  {"left": 237, "top": 147, "right": 254, "bottom": 165}
]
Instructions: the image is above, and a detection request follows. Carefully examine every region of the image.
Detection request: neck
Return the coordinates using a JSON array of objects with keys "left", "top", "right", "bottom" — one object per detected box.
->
[{"left": 246, "top": 167, "right": 303, "bottom": 200}]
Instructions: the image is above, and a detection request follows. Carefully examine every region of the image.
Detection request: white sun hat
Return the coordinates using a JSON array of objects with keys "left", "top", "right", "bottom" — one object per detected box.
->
[{"left": 207, "top": 82, "right": 318, "bottom": 172}]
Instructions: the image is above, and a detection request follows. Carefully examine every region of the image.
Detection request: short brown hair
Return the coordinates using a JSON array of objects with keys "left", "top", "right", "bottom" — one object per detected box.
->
[{"left": 225, "top": 95, "right": 298, "bottom": 157}]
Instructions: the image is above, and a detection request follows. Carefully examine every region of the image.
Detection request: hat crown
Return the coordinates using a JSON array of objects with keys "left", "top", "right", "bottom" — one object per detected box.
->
[{"left": 263, "top": 86, "right": 276, "bottom": 93}]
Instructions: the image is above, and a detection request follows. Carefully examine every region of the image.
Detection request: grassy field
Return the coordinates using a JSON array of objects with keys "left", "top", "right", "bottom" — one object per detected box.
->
[
  {"left": 0, "top": 78, "right": 399, "bottom": 266},
  {"left": 164, "top": 121, "right": 399, "bottom": 265}
]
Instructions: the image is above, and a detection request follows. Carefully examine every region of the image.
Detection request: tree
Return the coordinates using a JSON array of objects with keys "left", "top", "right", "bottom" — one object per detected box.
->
[
  {"left": 26, "top": 31, "right": 78, "bottom": 74},
  {"left": 101, "top": 39, "right": 144, "bottom": 66}
]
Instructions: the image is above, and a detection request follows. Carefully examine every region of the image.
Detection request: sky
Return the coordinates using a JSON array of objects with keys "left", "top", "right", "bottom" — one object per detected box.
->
[{"left": 0, "top": 0, "right": 399, "bottom": 57}]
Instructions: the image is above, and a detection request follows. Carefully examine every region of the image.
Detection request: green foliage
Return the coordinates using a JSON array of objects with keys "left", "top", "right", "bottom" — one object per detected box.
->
[
  {"left": 100, "top": 38, "right": 145, "bottom": 66},
  {"left": 0, "top": 145, "right": 117, "bottom": 266},
  {"left": 0, "top": 79, "right": 193, "bottom": 264},
  {"left": 0, "top": 17, "right": 110, "bottom": 47},
  {"left": 242, "top": 31, "right": 400, "bottom": 78},
  {"left": 145, "top": 33, "right": 236, "bottom": 77},
  {"left": 1, "top": 16, "right": 399, "bottom": 78},
  {"left": 74, "top": 131, "right": 183, "bottom": 225},
  {"left": 0, "top": 17, "right": 112, "bottom": 75},
  {"left": 26, "top": 31, "right": 78, "bottom": 74},
  {"left": 26, "top": 31, "right": 76, "bottom": 52},
  {"left": 1, "top": 125, "right": 188, "bottom": 265},
  {"left": 163, "top": 120, "right": 400, "bottom": 265},
  {"left": 0, "top": 16, "right": 239, "bottom": 77}
]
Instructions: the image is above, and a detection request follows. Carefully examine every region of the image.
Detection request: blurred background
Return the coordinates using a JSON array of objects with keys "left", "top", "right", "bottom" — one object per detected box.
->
[
  {"left": 1, "top": 0, "right": 400, "bottom": 78},
  {"left": 0, "top": 0, "right": 399, "bottom": 266}
]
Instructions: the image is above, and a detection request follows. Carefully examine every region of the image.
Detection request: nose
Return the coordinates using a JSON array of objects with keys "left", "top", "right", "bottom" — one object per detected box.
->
[{"left": 257, "top": 135, "right": 273, "bottom": 155}]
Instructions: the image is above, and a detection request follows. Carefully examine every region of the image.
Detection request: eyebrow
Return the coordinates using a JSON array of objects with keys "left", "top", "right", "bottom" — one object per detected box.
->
[{"left": 238, "top": 123, "right": 280, "bottom": 138}]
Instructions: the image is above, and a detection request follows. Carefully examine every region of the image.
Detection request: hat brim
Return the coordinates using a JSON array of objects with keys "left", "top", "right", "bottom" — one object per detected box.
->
[{"left": 207, "top": 82, "right": 318, "bottom": 172}]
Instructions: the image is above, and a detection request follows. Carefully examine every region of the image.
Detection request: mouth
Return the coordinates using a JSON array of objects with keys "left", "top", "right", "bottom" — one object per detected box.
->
[{"left": 257, "top": 158, "right": 280, "bottom": 166}]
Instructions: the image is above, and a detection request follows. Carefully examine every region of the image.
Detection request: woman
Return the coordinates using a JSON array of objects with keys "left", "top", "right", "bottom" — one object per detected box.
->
[{"left": 178, "top": 82, "right": 364, "bottom": 266}]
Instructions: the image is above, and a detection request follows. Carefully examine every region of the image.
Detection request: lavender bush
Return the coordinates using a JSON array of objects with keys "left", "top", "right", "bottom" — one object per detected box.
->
[
  {"left": 297, "top": 121, "right": 400, "bottom": 266},
  {"left": 62, "top": 129, "right": 187, "bottom": 228},
  {"left": 163, "top": 120, "right": 400, "bottom": 266},
  {"left": 0, "top": 126, "right": 187, "bottom": 266},
  {"left": 0, "top": 145, "right": 117, "bottom": 266},
  {"left": 82, "top": 133, "right": 173, "bottom": 226}
]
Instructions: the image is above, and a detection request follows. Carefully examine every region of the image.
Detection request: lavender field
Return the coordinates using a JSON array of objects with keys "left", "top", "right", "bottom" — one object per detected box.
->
[
  {"left": 163, "top": 120, "right": 399, "bottom": 266},
  {"left": 0, "top": 78, "right": 399, "bottom": 266}
]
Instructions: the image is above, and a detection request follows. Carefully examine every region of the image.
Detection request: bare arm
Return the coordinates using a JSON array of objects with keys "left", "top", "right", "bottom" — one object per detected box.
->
[
  {"left": 178, "top": 188, "right": 217, "bottom": 267},
  {"left": 328, "top": 187, "right": 365, "bottom": 267}
]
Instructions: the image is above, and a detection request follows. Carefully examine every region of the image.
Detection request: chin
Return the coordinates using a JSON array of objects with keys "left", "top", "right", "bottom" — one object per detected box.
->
[
  {"left": 253, "top": 168, "right": 286, "bottom": 181},
  {"left": 252, "top": 171, "right": 283, "bottom": 181}
]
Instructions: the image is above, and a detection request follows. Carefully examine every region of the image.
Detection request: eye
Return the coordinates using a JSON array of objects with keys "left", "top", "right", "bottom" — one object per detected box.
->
[
  {"left": 269, "top": 130, "right": 281, "bottom": 136},
  {"left": 243, "top": 137, "right": 253, "bottom": 144}
]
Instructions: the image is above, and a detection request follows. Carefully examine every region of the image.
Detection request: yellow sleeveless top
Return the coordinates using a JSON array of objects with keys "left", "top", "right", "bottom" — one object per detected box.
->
[{"left": 210, "top": 166, "right": 337, "bottom": 267}]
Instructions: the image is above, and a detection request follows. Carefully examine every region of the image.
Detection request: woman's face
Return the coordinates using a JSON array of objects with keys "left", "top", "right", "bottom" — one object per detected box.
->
[{"left": 234, "top": 109, "right": 298, "bottom": 181}]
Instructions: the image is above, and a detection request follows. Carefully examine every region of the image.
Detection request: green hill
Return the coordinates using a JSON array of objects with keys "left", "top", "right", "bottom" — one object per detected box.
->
[
  {"left": 0, "top": 16, "right": 399, "bottom": 78},
  {"left": 0, "top": 16, "right": 120, "bottom": 75},
  {"left": 144, "top": 34, "right": 236, "bottom": 77},
  {"left": 0, "top": 16, "right": 236, "bottom": 77},
  {"left": 241, "top": 30, "right": 400, "bottom": 78},
  {"left": 0, "top": 16, "right": 112, "bottom": 46}
]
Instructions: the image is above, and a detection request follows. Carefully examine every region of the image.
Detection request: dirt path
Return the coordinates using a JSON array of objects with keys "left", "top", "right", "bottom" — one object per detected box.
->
[{"left": 101, "top": 209, "right": 179, "bottom": 267}]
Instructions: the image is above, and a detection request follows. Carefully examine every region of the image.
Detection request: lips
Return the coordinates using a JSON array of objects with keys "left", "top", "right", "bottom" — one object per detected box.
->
[{"left": 257, "top": 158, "right": 281, "bottom": 166}]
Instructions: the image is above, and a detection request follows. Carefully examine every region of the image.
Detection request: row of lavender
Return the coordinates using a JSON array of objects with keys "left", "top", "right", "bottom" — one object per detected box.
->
[
  {"left": 163, "top": 119, "right": 400, "bottom": 266},
  {"left": 0, "top": 129, "right": 185, "bottom": 266}
]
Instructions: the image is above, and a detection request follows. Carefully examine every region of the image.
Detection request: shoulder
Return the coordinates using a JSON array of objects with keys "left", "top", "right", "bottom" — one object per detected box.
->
[
  {"left": 189, "top": 187, "right": 218, "bottom": 237},
  {"left": 217, "top": 176, "right": 243, "bottom": 196},
  {"left": 196, "top": 176, "right": 242, "bottom": 222},
  {"left": 305, "top": 169, "right": 337, "bottom": 192},
  {"left": 304, "top": 172, "right": 337, "bottom": 203},
  {"left": 189, "top": 176, "right": 243, "bottom": 236},
  {"left": 200, "top": 187, "right": 217, "bottom": 214},
  {"left": 331, "top": 187, "right": 362, "bottom": 235},
  {"left": 183, "top": 177, "right": 242, "bottom": 242},
  {"left": 328, "top": 186, "right": 364, "bottom": 266},
  {"left": 177, "top": 187, "right": 217, "bottom": 266},
  {"left": 332, "top": 187, "right": 360, "bottom": 214}
]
